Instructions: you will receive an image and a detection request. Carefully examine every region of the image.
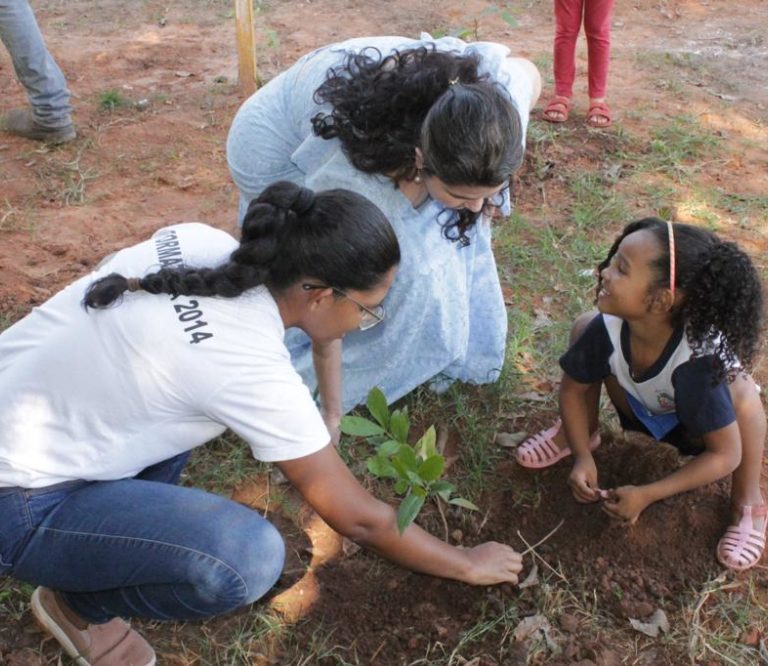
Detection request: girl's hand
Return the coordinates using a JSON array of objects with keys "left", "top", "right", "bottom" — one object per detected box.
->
[
  {"left": 462, "top": 542, "right": 523, "bottom": 586},
  {"left": 602, "top": 485, "right": 650, "bottom": 524},
  {"left": 568, "top": 454, "right": 600, "bottom": 503}
]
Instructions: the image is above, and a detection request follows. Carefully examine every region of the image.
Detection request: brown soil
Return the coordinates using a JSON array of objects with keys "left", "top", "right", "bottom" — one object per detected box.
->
[
  {"left": 252, "top": 432, "right": 742, "bottom": 664},
  {"left": 1, "top": 0, "right": 767, "bottom": 663}
]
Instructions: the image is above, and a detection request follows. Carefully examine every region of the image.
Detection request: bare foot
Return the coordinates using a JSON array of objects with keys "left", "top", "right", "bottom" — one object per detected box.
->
[
  {"left": 587, "top": 97, "right": 612, "bottom": 128},
  {"left": 542, "top": 95, "right": 571, "bottom": 123}
]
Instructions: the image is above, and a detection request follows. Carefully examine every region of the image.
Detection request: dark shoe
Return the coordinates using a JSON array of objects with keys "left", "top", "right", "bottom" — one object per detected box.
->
[
  {"left": 1, "top": 108, "right": 76, "bottom": 144},
  {"left": 31, "top": 587, "right": 155, "bottom": 665}
]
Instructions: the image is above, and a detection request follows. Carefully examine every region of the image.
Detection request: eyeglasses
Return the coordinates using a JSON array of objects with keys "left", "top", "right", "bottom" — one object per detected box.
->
[{"left": 302, "top": 283, "right": 386, "bottom": 331}]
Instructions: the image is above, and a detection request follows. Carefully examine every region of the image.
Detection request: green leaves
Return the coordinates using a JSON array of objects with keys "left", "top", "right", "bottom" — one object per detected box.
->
[
  {"left": 397, "top": 494, "right": 425, "bottom": 534},
  {"left": 367, "top": 455, "right": 397, "bottom": 479},
  {"left": 418, "top": 455, "right": 444, "bottom": 482},
  {"left": 366, "top": 387, "right": 389, "bottom": 429},
  {"left": 340, "top": 416, "right": 384, "bottom": 437},
  {"left": 345, "top": 388, "right": 478, "bottom": 534},
  {"left": 448, "top": 497, "right": 480, "bottom": 511},
  {"left": 389, "top": 409, "right": 409, "bottom": 442},
  {"left": 415, "top": 426, "right": 437, "bottom": 459},
  {"left": 500, "top": 10, "right": 518, "bottom": 27}
]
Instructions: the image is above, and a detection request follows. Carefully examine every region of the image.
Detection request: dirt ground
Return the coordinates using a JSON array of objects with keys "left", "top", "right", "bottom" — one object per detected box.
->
[{"left": 1, "top": 0, "right": 768, "bottom": 663}]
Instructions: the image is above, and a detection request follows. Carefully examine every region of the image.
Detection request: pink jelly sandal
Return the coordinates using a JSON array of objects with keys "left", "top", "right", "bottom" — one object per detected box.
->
[
  {"left": 515, "top": 419, "right": 601, "bottom": 469},
  {"left": 716, "top": 504, "right": 767, "bottom": 572}
]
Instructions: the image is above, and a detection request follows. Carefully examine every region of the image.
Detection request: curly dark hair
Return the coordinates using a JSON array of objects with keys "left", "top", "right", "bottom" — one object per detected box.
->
[
  {"left": 311, "top": 45, "right": 523, "bottom": 244},
  {"left": 83, "top": 181, "right": 400, "bottom": 309},
  {"left": 596, "top": 217, "right": 764, "bottom": 382}
]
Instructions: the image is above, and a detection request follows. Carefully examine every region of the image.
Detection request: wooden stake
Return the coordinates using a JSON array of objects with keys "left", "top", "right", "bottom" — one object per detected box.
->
[{"left": 234, "top": 0, "right": 257, "bottom": 95}]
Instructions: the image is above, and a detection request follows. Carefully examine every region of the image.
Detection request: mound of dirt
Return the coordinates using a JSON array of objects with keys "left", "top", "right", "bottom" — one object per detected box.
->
[{"left": 279, "top": 431, "right": 733, "bottom": 663}]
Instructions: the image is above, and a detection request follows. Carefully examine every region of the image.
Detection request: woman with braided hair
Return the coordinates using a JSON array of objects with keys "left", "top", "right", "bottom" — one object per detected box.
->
[
  {"left": 227, "top": 35, "right": 542, "bottom": 425},
  {"left": 0, "top": 181, "right": 524, "bottom": 665}
]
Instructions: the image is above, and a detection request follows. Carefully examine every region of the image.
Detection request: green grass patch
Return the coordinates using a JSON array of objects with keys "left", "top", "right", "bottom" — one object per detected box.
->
[
  {"left": 641, "top": 115, "right": 722, "bottom": 179},
  {"left": 184, "top": 430, "right": 267, "bottom": 494},
  {"left": 98, "top": 89, "right": 133, "bottom": 112}
]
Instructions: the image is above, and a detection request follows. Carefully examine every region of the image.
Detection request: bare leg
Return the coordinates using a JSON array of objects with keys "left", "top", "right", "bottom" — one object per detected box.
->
[
  {"left": 547, "top": 311, "right": 602, "bottom": 451},
  {"left": 729, "top": 374, "right": 766, "bottom": 522}
]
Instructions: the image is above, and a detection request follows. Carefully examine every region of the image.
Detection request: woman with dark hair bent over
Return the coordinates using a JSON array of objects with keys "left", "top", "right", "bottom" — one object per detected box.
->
[
  {"left": 227, "top": 35, "right": 542, "bottom": 434},
  {"left": 0, "top": 182, "right": 523, "bottom": 665}
]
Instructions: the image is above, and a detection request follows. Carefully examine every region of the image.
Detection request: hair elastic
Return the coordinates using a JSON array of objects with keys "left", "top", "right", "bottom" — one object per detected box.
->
[
  {"left": 666, "top": 220, "right": 676, "bottom": 297},
  {"left": 126, "top": 277, "right": 142, "bottom": 292}
]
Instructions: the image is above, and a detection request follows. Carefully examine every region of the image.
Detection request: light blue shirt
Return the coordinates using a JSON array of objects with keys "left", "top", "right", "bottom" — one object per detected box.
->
[{"left": 227, "top": 35, "right": 534, "bottom": 412}]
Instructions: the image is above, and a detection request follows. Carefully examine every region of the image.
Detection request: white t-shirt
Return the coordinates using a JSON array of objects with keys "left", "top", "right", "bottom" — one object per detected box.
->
[{"left": 0, "top": 223, "right": 330, "bottom": 488}]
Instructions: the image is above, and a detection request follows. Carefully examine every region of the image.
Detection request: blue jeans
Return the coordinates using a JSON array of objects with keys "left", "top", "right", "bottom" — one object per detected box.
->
[
  {"left": 0, "top": 0, "right": 72, "bottom": 127},
  {"left": 0, "top": 453, "right": 285, "bottom": 623}
]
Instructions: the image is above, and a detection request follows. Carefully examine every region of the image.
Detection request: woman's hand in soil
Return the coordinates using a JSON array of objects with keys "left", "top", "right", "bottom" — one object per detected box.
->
[
  {"left": 602, "top": 485, "right": 650, "bottom": 524},
  {"left": 278, "top": 445, "right": 521, "bottom": 584},
  {"left": 463, "top": 542, "right": 523, "bottom": 585},
  {"left": 568, "top": 454, "right": 600, "bottom": 503}
]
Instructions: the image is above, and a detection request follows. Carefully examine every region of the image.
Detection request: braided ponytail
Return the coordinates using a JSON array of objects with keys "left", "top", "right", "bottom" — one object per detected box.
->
[{"left": 84, "top": 181, "right": 399, "bottom": 310}]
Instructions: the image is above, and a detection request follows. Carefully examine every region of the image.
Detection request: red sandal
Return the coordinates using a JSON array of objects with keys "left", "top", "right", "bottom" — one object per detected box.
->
[
  {"left": 515, "top": 419, "right": 601, "bottom": 469},
  {"left": 586, "top": 101, "right": 612, "bottom": 128},
  {"left": 542, "top": 95, "right": 571, "bottom": 123},
  {"left": 716, "top": 504, "right": 767, "bottom": 571}
]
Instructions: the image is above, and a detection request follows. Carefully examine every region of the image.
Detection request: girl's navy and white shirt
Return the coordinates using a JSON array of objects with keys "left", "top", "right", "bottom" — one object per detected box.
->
[
  {"left": 0, "top": 224, "right": 329, "bottom": 488},
  {"left": 560, "top": 313, "right": 736, "bottom": 439}
]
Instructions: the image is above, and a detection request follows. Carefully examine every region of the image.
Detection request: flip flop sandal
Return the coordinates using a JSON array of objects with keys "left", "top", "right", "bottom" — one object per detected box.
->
[
  {"left": 716, "top": 504, "right": 767, "bottom": 572},
  {"left": 542, "top": 95, "right": 571, "bottom": 123},
  {"left": 586, "top": 101, "right": 612, "bottom": 128},
  {"left": 515, "top": 419, "right": 601, "bottom": 469}
]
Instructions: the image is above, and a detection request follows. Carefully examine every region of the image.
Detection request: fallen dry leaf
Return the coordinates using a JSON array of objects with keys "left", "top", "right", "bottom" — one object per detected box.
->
[
  {"left": 494, "top": 431, "right": 527, "bottom": 448},
  {"left": 518, "top": 563, "right": 539, "bottom": 589},
  {"left": 629, "top": 608, "right": 669, "bottom": 638},
  {"left": 533, "top": 307, "right": 553, "bottom": 329},
  {"left": 269, "top": 467, "right": 289, "bottom": 485},
  {"left": 513, "top": 613, "right": 558, "bottom": 652},
  {"left": 515, "top": 391, "right": 549, "bottom": 402}
]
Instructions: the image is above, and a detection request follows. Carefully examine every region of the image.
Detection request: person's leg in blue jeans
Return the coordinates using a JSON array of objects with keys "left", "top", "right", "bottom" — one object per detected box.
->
[
  {"left": 0, "top": 0, "right": 76, "bottom": 142},
  {"left": 12, "top": 468, "right": 285, "bottom": 621}
]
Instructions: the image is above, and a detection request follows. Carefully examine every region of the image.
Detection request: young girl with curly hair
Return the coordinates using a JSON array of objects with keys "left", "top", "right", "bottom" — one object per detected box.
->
[
  {"left": 516, "top": 218, "right": 766, "bottom": 571},
  {"left": 227, "top": 35, "right": 541, "bottom": 430}
]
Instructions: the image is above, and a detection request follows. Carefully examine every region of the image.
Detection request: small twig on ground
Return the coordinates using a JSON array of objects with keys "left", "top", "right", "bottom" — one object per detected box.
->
[
  {"left": 688, "top": 572, "right": 739, "bottom": 662},
  {"left": 436, "top": 496, "right": 450, "bottom": 543},
  {"left": 369, "top": 641, "right": 386, "bottom": 663},
  {"left": 475, "top": 507, "right": 492, "bottom": 535},
  {"left": 519, "top": 518, "right": 565, "bottom": 556},
  {"left": 436, "top": 425, "right": 449, "bottom": 455},
  {"left": 262, "top": 471, "right": 271, "bottom": 519},
  {"left": 516, "top": 521, "right": 568, "bottom": 584}
]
